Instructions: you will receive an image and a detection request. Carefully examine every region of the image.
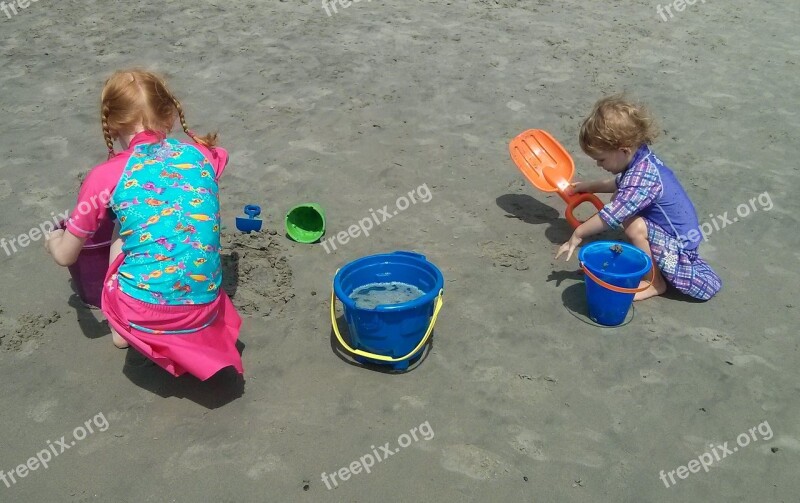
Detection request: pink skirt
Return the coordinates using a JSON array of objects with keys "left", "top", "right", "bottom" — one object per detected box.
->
[{"left": 102, "top": 254, "right": 244, "bottom": 381}]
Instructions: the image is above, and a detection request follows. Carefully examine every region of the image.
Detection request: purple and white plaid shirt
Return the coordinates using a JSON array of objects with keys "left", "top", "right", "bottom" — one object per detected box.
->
[
  {"left": 598, "top": 145, "right": 701, "bottom": 252},
  {"left": 598, "top": 147, "right": 663, "bottom": 230}
]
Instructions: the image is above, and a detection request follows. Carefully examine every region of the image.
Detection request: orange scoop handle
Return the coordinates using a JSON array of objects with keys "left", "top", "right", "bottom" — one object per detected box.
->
[
  {"left": 508, "top": 129, "right": 605, "bottom": 229},
  {"left": 563, "top": 192, "right": 605, "bottom": 229}
]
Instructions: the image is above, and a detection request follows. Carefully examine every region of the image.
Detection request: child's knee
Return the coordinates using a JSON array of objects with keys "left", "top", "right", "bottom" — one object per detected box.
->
[{"left": 623, "top": 218, "right": 648, "bottom": 240}]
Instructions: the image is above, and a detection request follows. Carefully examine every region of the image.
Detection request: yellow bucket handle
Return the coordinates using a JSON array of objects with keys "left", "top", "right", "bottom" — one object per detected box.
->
[{"left": 330, "top": 283, "right": 444, "bottom": 363}]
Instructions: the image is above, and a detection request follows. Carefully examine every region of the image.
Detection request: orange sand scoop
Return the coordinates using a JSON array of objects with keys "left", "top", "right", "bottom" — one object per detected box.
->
[{"left": 509, "top": 129, "right": 605, "bottom": 229}]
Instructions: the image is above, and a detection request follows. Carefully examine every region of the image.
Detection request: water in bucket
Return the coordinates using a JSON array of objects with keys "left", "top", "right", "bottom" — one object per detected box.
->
[{"left": 349, "top": 281, "right": 426, "bottom": 310}]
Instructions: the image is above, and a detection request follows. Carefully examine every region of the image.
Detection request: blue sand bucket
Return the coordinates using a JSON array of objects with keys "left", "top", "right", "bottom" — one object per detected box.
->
[
  {"left": 578, "top": 241, "right": 653, "bottom": 326},
  {"left": 331, "top": 251, "right": 444, "bottom": 371}
]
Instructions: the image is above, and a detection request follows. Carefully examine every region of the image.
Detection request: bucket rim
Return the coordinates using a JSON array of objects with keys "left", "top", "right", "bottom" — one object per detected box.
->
[
  {"left": 333, "top": 251, "right": 444, "bottom": 312},
  {"left": 286, "top": 202, "right": 325, "bottom": 214},
  {"left": 578, "top": 241, "right": 652, "bottom": 279}
]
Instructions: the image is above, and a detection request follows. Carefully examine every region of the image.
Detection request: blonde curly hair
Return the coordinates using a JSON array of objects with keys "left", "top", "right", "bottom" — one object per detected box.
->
[{"left": 579, "top": 94, "right": 659, "bottom": 155}]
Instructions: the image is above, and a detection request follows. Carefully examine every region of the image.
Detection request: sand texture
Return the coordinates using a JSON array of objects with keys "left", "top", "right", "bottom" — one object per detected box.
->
[{"left": 0, "top": 0, "right": 799, "bottom": 501}]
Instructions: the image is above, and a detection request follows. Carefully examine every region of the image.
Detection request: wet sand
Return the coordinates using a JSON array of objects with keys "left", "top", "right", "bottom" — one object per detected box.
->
[{"left": 0, "top": 0, "right": 798, "bottom": 501}]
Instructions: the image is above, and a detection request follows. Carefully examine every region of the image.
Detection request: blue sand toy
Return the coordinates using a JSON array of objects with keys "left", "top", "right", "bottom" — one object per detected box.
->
[{"left": 235, "top": 205, "right": 263, "bottom": 233}]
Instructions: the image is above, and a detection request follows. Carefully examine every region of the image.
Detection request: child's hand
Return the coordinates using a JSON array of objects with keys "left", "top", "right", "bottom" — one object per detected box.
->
[
  {"left": 44, "top": 228, "right": 84, "bottom": 266},
  {"left": 555, "top": 232, "right": 583, "bottom": 261},
  {"left": 566, "top": 181, "right": 587, "bottom": 196},
  {"left": 44, "top": 229, "right": 65, "bottom": 256}
]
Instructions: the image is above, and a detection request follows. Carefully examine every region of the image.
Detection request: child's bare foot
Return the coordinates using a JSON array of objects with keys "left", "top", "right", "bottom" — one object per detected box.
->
[
  {"left": 634, "top": 280, "right": 668, "bottom": 301},
  {"left": 634, "top": 267, "right": 668, "bottom": 301},
  {"left": 111, "top": 329, "right": 129, "bottom": 349}
]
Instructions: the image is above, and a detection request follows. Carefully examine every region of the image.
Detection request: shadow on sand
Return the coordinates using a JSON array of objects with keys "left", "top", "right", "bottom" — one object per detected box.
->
[
  {"left": 496, "top": 192, "right": 623, "bottom": 245},
  {"left": 496, "top": 193, "right": 574, "bottom": 244},
  {"left": 327, "top": 313, "right": 433, "bottom": 375},
  {"left": 68, "top": 292, "right": 110, "bottom": 340},
  {"left": 122, "top": 340, "right": 246, "bottom": 409}
]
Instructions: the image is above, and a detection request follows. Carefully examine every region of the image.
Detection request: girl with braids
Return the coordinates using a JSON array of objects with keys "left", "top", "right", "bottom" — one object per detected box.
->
[
  {"left": 45, "top": 69, "right": 243, "bottom": 380},
  {"left": 555, "top": 95, "right": 722, "bottom": 301}
]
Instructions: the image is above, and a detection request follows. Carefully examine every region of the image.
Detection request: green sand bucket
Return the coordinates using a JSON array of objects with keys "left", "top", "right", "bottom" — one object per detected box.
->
[{"left": 285, "top": 203, "right": 326, "bottom": 243}]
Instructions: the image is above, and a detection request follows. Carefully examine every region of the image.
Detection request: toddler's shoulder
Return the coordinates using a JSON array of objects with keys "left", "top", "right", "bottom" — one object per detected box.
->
[
  {"left": 618, "top": 154, "right": 662, "bottom": 189},
  {"left": 647, "top": 149, "right": 671, "bottom": 169},
  {"left": 631, "top": 151, "right": 662, "bottom": 176}
]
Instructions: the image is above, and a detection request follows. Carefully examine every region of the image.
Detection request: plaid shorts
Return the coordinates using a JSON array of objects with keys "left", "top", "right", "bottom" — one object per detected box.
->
[{"left": 646, "top": 220, "right": 722, "bottom": 301}]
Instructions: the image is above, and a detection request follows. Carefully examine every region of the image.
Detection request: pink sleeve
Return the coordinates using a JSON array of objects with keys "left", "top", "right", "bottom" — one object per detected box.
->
[
  {"left": 195, "top": 144, "right": 229, "bottom": 180},
  {"left": 65, "top": 160, "right": 122, "bottom": 239}
]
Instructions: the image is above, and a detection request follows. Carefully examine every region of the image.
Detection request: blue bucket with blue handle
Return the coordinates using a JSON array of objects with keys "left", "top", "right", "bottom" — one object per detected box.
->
[
  {"left": 579, "top": 241, "right": 652, "bottom": 326},
  {"left": 331, "top": 251, "right": 444, "bottom": 370}
]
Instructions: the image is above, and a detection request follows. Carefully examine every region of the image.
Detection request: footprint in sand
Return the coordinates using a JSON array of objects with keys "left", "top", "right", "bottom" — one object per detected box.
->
[
  {"left": 648, "top": 341, "right": 679, "bottom": 361},
  {"left": 246, "top": 454, "right": 283, "bottom": 479},
  {"left": 165, "top": 442, "right": 241, "bottom": 477},
  {"left": 288, "top": 139, "right": 327, "bottom": 153},
  {"left": 441, "top": 444, "right": 513, "bottom": 481},
  {"left": 508, "top": 428, "right": 548, "bottom": 461},
  {"left": 27, "top": 399, "right": 59, "bottom": 423},
  {"left": 41, "top": 136, "right": 70, "bottom": 159},
  {"left": 392, "top": 396, "right": 426, "bottom": 411},
  {"left": 506, "top": 100, "right": 526, "bottom": 112},
  {"left": 220, "top": 231, "right": 295, "bottom": 317},
  {"left": 469, "top": 366, "right": 557, "bottom": 400},
  {"left": 690, "top": 327, "right": 739, "bottom": 353},
  {"left": 490, "top": 55, "right": 509, "bottom": 71},
  {"left": 480, "top": 241, "right": 529, "bottom": 271},
  {"left": 0, "top": 180, "right": 11, "bottom": 199},
  {"left": 730, "top": 354, "right": 779, "bottom": 370},
  {"left": 639, "top": 369, "right": 667, "bottom": 383},
  {"left": 18, "top": 186, "right": 63, "bottom": 210},
  {"left": 0, "top": 309, "right": 61, "bottom": 353},
  {"left": 462, "top": 133, "right": 481, "bottom": 145}
]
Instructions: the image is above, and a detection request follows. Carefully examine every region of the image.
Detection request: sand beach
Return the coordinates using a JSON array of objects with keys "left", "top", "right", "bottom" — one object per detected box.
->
[{"left": 0, "top": 0, "right": 798, "bottom": 501}]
